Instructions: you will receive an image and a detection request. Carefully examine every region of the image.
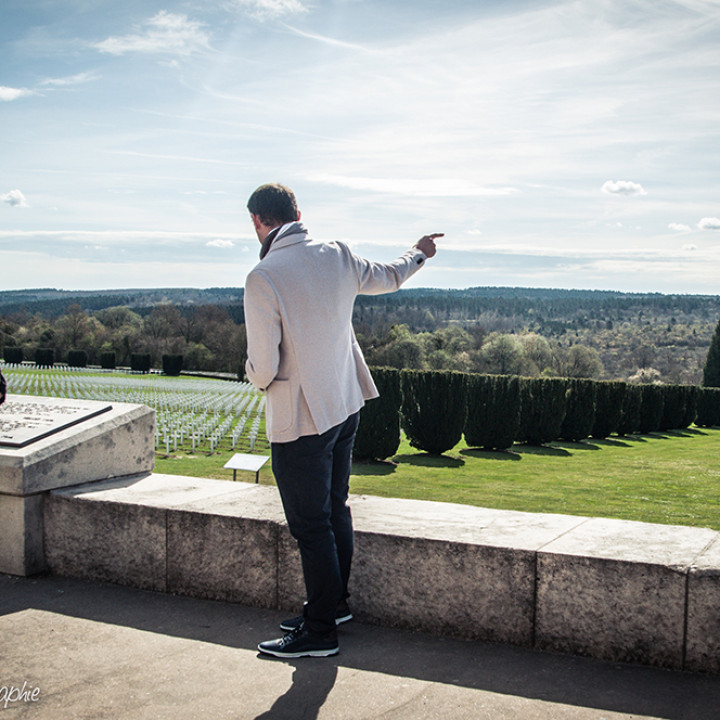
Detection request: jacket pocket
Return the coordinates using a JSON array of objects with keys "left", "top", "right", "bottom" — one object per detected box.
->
[{"left": 266, "top": 378, "right": 293, "bottom": 435}]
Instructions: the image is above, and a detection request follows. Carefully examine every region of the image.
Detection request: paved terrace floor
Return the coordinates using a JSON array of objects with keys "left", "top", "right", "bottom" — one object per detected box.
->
[{"left": 2, "top": 573, "right": 720, "bottom": 720}]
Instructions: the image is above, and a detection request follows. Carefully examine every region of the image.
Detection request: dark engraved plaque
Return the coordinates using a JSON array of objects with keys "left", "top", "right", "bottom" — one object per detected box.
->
[{"left": 0, "top": 396, "right": 113, "bottom": 448}]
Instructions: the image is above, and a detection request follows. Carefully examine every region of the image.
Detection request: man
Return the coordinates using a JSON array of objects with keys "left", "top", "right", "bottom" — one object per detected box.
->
[
  {"left": 244, "top": 183, "right": 440, "bottom": 658},
  {"left": 0, "top": 369, "right": 6, "bottom": 405}
]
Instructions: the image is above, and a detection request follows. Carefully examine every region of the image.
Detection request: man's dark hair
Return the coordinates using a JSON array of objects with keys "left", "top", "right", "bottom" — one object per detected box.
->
[{"left": 247, "top": 183, "right": 298, "bottom": 227}]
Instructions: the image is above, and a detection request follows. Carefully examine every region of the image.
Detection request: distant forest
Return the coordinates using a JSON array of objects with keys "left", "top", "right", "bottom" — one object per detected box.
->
[{"left": 1, "top": 286, "right": 719, "bottom": 385}]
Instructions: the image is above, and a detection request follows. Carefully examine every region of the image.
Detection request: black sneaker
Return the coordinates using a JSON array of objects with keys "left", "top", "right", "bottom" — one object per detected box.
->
[
  {"left": 257, "top": 625, "right": 339, "bottom": 658},
  {"left": 280, "top": 602, "right": 353, "bottom": 632}
]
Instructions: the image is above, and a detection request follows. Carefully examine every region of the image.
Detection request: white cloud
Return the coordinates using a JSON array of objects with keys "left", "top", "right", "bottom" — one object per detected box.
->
[
  {"left": 1, "top": 190, "right": 29, "bottom": 207},
  {"left": 205, "top": 238, "right": 235, "bottom": 248},
  {"left": 0, "top": 229, "right": 249, "bottom": 245},
  {"left": 601, "top": 180, "right": 647, "bottom": 197},
  {"left": 669, "top": 222, "right": 692, "bottom": 232},
  {"left": 225, "top": 0, "right": 308, "bottom": 21},
  {"left": 0, "top": 86, "right": 34, "bottom": 101},
  {"left": 93, "top": 12, "right": 210, "bottom": 56},
  {"left": 39, "top": 72, "right": 99, "bottom": 88},
  {"left": 309, "top": 174, "right": 517, "bottom": 198},
  {"left": 698, "top": 217, "right": 720, "bottom": 231},
  {"left": 283, "top": 24, "right": 372, "bottom": 52}
]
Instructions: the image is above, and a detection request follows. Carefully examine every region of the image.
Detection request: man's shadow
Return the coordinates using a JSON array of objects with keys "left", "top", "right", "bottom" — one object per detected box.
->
[{"left": 254, "top": 659, "right": 338, "bottom": 720}]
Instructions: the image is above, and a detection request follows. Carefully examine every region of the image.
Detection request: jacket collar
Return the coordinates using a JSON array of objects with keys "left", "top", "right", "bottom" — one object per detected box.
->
[{"left": 259, "top": 221, "right": 308, "bottom": 259}]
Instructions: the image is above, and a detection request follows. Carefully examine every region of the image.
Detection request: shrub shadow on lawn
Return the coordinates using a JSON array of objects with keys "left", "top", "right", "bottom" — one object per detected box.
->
[
  {"left": 593, "top": 437, "right": 632, "bottom": 448},
  {"left": 392, "top": 452, "right": 465, "bottom": 469},
  {"left": 683, "top": 427, "right": 708, "bottom": 435},
  {"left": 613, "top": 434, "right": 647, "bottom": 444},
  {"left": 515, "top": 444, "right": 571, "bottom": 458},
  {"left": 642, "top": 431, "right": 674, "bottom": 440},
  {"left": 665, "top": 428, "right": 707, "bottom": 437},
  {"left": 552, "top": 441, "right": 601, "bottom": 452},
  {"left": 351, "top": 459, "right": 398, "bottom": 476},
  {"left": 460, "top": 448, "right": 521, "bottom": 461}
]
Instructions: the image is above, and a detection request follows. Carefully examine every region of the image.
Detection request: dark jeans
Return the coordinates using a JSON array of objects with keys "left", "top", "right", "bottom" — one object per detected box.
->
[{"left": 271, "top": 411, "right": 359, "bottom": 636}]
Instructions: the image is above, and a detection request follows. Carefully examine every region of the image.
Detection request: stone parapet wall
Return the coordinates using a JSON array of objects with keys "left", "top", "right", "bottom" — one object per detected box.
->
[{"left": 44, "top": 473, "right": 720, "bottom": 675}]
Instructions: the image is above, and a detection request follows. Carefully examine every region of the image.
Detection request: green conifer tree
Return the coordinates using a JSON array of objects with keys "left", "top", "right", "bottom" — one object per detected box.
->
[
  {"left": 703, "top": 319, "right": 720, "bottom": 388},
  {"left": 353, "top": 368, "right": 402, "bottom": 461},
  {"left": 464, "top": 374, "right": 520, "bottom": 450},
  {"left": 400, "top": 370, "right": 466, "bottom": 455}
]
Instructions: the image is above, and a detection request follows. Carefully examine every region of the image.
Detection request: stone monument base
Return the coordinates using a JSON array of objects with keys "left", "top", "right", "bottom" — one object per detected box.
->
[{"left": 0, "top": 395, "right": 155, "bottom": 576}]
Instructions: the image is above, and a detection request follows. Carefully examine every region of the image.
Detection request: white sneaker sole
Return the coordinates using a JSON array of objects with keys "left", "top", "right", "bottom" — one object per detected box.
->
[{"left": 257, "top": 644, "right": 339, "bottom": 658}]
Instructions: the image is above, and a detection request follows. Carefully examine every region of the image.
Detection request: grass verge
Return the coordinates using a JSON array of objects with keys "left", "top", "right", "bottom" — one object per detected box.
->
[{"left": 155, "top": 426, "right": 720, "bottom": 531}]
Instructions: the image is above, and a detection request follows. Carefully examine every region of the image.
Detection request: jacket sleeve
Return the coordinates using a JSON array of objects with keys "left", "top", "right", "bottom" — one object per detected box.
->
[
  {"left": 244, "top": 269, "right": 282, "bottom": 391},
  {"left": 350, "top": 246, "right": 428, "bottom": 296}
]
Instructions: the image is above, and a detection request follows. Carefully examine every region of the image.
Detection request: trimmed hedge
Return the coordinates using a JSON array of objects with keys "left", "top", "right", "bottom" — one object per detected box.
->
[
  {"left": 560, "top": 378, "right": 597, "bottom": 442},
  {"left": 353, "top": 368, "right": 402, "bottom": 461},
  {"left": 680, "top": 385, "right": 698, "bottom": 428},
  {"left": 100, "top": 351, "right": 116, "bottom": 370},
  {"left": 67, "top": 349, "right": 88, "bottom": 368},
  {"left": 396, "top": 372, "right": 711, "bottom": 449},
  {"left": 591, "top": 381, "right": 626, "bottom": 439},
  {"left": 34, "top": 348, "right": 54, "bottom": 368},
  {"left": 617, "top": 384, "right": 642, "bottom": 436},
  {"left": 401, "top": 370, "right": 466, "bottom": 455},
  {"left": 638, "top": 384, "right": 665, "bottom": 434},
  {"left": 130, "top": 353, "right": 152, "bottom": 373},
  {"left": 659, "top": 384, "right": 686, "bottom": 431},
  {"left": 464, "top": 374, "right": 520, "bottom": 450},
  {"left": 517, "top": 377, "right": 568, "bottom": 445},
  {"left": 162, "top": 354, "right": 183, "bottom": 376},
  {"left": 3, "top": 347, "right": 23, "bottom": 364},
  {"left": 696, "top": 387, "right": 720, "bottom": 427}
]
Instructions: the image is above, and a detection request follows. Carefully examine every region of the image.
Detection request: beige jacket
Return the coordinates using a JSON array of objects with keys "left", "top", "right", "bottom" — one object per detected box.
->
[{"left": 244, "top": 222, "right": 427, "bottom": 443}]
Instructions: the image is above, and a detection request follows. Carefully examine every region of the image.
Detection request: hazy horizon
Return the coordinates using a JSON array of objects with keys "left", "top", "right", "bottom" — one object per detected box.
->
[
  {"left": 3, "top": 284, "right": 720, "bottom": 300},
  {"left": 3, "top": 0, "right": 719, "bottom": 294}
]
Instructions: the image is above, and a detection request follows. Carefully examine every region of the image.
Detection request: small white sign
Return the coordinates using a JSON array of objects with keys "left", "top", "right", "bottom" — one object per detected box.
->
[{"left": 224, "top": 452, "right": 269, "bottom": 483}]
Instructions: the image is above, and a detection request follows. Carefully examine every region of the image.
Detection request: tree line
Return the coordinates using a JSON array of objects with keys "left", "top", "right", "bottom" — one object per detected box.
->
[
  {"left": 1, "top": 290, "right": 719, "bottom": 385},
  {"left": 0, "top": 303, "right": 246, "bottom": 375}
]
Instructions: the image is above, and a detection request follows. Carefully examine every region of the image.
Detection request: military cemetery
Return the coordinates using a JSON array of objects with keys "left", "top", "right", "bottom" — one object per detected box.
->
[{"left": 1, "top": 361, "right": 719, "bottom": 677}]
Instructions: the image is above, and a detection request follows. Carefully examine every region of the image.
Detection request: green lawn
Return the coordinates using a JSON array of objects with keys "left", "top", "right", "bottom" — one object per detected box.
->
[{"left": 155, "top": 427, "right": 720, "bottom": 531}]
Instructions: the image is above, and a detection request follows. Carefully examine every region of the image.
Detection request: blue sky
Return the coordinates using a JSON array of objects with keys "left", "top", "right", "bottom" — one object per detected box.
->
[{"left": 2, "top": 0, "right": 720, "bottom": 293}]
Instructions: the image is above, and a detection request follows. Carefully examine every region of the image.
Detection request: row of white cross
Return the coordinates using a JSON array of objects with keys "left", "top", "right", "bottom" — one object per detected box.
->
[{"left": 1, "top": 364, "right": 267, "bottom": 455}]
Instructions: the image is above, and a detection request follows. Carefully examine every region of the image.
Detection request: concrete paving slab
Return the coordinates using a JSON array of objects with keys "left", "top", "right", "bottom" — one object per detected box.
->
[{"left": 2, "top": 573, "right": 720, "bottom": 720}]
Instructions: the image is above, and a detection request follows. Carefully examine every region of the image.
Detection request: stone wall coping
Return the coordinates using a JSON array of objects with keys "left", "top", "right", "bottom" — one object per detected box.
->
[
  {"left": 538, "top": 516, "right": 718, "bottom": 569},
  {"left": 52, "top": 473, "right": 719, "bottom": 570},
  {"left": 693, "top": 535, "right": 720, "bottom": 572}
]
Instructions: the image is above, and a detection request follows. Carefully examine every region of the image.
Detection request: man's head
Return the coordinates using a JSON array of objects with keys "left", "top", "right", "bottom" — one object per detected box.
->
[{"left": 247, "top": 183, "right": 300, "bottom": 239}]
